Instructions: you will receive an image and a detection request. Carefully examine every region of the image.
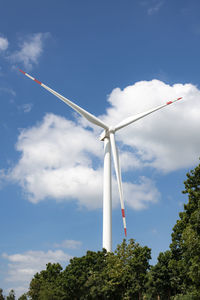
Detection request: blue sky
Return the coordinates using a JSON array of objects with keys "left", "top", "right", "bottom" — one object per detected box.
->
[{"left": 1, "top": 0, "right": 200, "bottom": 297}]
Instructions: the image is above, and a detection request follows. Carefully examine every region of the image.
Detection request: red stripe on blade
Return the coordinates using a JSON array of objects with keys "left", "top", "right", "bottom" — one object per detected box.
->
[
  {"left": 19, "top": 69, "right": 26, "bottom": 75},
  {"left": 166, "top": 101, "right": 172, "bottom": 105},
  {"left": 124, "top": 228, "right": 127, "bottom": 236},
  {"left": 34, "top": 78, "right": 42, "bottom": 85},
  {"left": 121, "top": 209, "right": 125, "bottom": 218},
  {"left": 177, "top": 97, "right": 182, "bottom": 100}
]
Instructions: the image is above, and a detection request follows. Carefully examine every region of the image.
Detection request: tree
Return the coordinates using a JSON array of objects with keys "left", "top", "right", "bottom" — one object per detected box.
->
[
  {"left": 114, "top": 239, "right": 151, "bottom": 300},
  {"left": 145, "top": 161, "right": 200, "bottom": 299},
  {"left": 27, "top": 240, "right": 151, "bottom": 300},
  {"left": 29, "top": 263, "right": 63, "bottom": 300},
  {"left": 18, "top": 294, "right": 28, "bottom": 300},
  {"left": 0, "top": 289, "right": 4, "bottom": 300},
  {"left": 6, "top": 290, "right": 15, "bottom": 300},
  {"left": 146, "top": 250, "right": 178, "bottom": 300},
  {"left": 83, "top": 250, "right": 124, "bottom": 299},
  {"left": 61, "top": 239, "right": 151, "bottom": 300},
  {"left": 61, "top": 249, "right": 108, "bottom": 300},
  {"left": 170, "top": 162, "right": 200, "bottom": 294}
]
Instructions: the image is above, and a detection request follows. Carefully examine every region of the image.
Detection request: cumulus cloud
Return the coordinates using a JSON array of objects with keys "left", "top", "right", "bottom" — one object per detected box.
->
[
  {"left": 9, "top": 33, "right": 49, "bottom": 70},
  {"left": 2, "top": 249, "right": 70, "bottom": 297},
  {"left": 2, "top": 112, "right": 159, "bottom": 210},
  {"left": 0, "top": 36, "right": 8, "bottom": 51},
  {"left": 54, "top": 239, "right": 82, "bottom": 249},
  {"left": 6, "top": 113, "right": 103, "bottom": 208},
  {"left": 101, "top": 79, "right": 200, "bottom": 172},
  {"left": 124, "top": 176, "right": 160, "bottom": 210}
]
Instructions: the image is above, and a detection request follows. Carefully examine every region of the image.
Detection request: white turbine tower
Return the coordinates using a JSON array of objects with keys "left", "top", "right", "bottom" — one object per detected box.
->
[{"left": 19, "top": 69, "right": 182, "bottom": 252}]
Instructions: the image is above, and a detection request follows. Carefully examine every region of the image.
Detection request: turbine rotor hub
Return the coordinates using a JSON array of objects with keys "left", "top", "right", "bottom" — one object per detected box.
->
[
  {"left": 99, "top": 126, "right": 116, "bottom": 141},
  {"left": 108, "top": 126, "right": 115, "bottom": 134},
  {"left": 99, "top": 130, "right": 109, "bottom": 141}
]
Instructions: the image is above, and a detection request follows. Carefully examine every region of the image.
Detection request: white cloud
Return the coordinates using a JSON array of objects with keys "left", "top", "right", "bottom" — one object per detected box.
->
[
  {"left": 0, "top": 87, "right": 16, "bottom": 97},
  {"left": 20, "top": 103, "right": 33, "bottom": 113},
  {"left": 9, "top": 33, "right": 49, "bottom": 70},
  {"left": 2, "top": 249, "right": 70, "bottom": 298},
  {"left": 2, "top": 112, "right": 159, "bottom": 210},
  {"left": 140, "top": 0, "right": 164, "bottom": 15},
  {"left": 101, "top": 79, "right": 200, "bottom": 172},
  {"left": 0, "top": 36, "right": 8, "bottom": 51},
  {"left": 6, "top": 113, "right": 103, "bottom": 208},
  {"left": 124, "top": 176, "right": 160, "bottom": 210},
  {"left": 54, "top": 240, "right": 82, "bottom": 249},
  {"left": 119, "top": 150, "right": 142, "bottom": 171},
  {"left": 147, "top": 1, "right": 164, "bottom": 15}
]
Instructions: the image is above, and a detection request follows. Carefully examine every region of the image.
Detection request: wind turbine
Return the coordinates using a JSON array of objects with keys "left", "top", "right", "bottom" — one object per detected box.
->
[{"left": 19, "top": 69, "right": 182, "bottom": 252}]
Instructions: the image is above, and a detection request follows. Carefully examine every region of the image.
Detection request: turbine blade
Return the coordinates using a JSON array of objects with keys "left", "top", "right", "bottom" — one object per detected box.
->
[
  {"left": 19, "top": 69, "right": 109, "bottom": 130},
  {"left": 109, "top": 132, "right": 127, "bottom": 236},
  {"left": 114, "top": 97, "right": 182, "bottom": 132}
]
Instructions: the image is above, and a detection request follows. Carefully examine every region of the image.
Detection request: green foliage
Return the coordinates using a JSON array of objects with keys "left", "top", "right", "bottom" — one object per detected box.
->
[
  {"left": 61, "top": 249, "right": 108, "bottom": 299},
  {"left": 0, "top": 289, "right": 4, "bottom": 300},
  {"left": 146, "top": 250, "right": 173, "bottom": 299},
  {"left": 28, "top": 263, "right": 63, "bottom": 300},
  {"left": 27, "top": 240, "right": 151, "bottom": 300},
  {"left": 171, "top": 293, "right": 199, "bottom": 300},
  {"left": 18, "top": 294, "right": 28, "bottom": 300},
  {"left": 114, "top": 239, "right": 151, "bottom": 299},
  {"left": 6, "top": 290, "right": 15, "bottom": 300},
  {"left": 145, "top": 161, "right": 200, "bottom": 299},
  {"left": 170, "top": 162, "right": 200, "bottom": 294}
]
